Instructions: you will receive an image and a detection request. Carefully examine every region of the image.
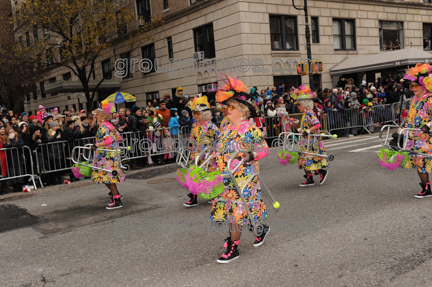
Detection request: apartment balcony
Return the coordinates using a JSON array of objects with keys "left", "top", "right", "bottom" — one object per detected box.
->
[{"left": 44, "top": 79, "right": 121, "bottom": 94}]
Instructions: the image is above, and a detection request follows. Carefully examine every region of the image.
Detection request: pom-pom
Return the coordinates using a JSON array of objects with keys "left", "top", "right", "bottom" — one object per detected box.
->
[{"left": 71, "top": 166, "right": 83, "bottom": 178}]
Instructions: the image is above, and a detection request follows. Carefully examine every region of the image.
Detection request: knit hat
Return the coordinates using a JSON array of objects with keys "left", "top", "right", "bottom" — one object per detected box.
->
[
  {"left": 159, "top": 102, "right": 166, "bottom": 106},
  {"left": 80, "top": 116, "right": 87, "bottom": 121},
  {"left": 337, "top": 95, "right": 344, "bottom": 101},
  {"left": 132, "top": 106, "right": 140, "bottom": 114},
  {"left": 351, "top": 92, "right": 357, "bottom": 97},
  {"left": 80, "top": 110, "right": 85, "bottom": 113},
  {"left": 18, "top": 121, "right": 27, "bottom": 128},
  {"left": 153, "top": 120, "right": 161, "bottom": 128},
  {"left": 21, "top": 112, "right": 28, "bottom": 117},
  {"left": 53, "top": 108, "right": 58, "bottom": 112},
  {"left": 39, "top": 105, "right": 45, "bottom": 110},
  {"left": 49, "top": 121, "right": 58, "bottom": 128},
  {"left": 66, "top": 120, "right": 74, "bottom": 126},
  {"left": 176, "top": 87, "right": 183, "bottom": 92},
  {"left": 363, "top": 99, "right": 369, "bottom": 105},
  {"left": 2, "top": 119, "right": 9, "bottom": 124},
  {"left": 29, "top": 115, "right": 37, "bottom": 122},
  {"left": 181, "top": 110, "right": 188, "bottom": 116}
]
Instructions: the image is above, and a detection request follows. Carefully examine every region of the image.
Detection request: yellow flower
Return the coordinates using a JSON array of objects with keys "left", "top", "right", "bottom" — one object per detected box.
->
[{"left": 213, "top": 208, "right": 226, "bottom": 221}]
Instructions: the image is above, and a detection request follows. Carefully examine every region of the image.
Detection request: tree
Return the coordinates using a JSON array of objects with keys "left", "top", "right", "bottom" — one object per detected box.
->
[
  {"left": 7, "top": 0, "right": 162, "bottom": 110},
  {"left": 0, "top": 46, "right": 42, "bottom": 114}
]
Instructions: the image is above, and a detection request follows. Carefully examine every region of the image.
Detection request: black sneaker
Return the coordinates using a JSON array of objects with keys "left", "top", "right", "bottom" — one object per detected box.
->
[
  {"left": 106, "top": 196, "right": 123, "bottom": 209},
  {"left": 217, "top": 240, "right": 240, "bottom": 263},
  {"left": 299, "top": 174, "right": 314, "bottom": 187},
  {"left": 108, "top": 191, "right": 123, "bottom": 200},
  {"left": 415, "top": 182, "right": 432, "bottom": 199},
  {"left": 183, "top": 195, "right": 197, "bottom": 207},
  {"left": 316, "top": 169, "right": 328, "bottom": 185},
  {"left": 253, "top": 225, "right": 270, "bottom": 247}
]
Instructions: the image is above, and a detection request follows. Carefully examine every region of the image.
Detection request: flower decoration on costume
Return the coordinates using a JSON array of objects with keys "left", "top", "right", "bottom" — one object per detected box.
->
[
  {"left": 295, "top": 85, "right": 313, "bottom": 100},
  {"left": 101, "top": 100, "right": 116, "bottom": 114},
  {"left": 403, "top": 63, "right": 432, "bottom": 92}
]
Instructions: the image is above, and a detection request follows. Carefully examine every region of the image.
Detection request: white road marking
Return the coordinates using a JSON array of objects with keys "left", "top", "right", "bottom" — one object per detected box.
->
[
  {"left": 348, "top": 144, "right": 383, "bottom": 152},
  {"left": 325, "top": 136, "right": 379, "bottom": 148}
]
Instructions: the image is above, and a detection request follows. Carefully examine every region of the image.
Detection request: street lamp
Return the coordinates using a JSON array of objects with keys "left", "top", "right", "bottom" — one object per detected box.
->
[{"left": 292, "top": 0, "right": 313, "bottom": 87}]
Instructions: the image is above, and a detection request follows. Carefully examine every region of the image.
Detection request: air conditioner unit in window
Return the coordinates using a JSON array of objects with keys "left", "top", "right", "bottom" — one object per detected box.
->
[
  {"left": 193, "top": 51, "right": 204, "bottom": 61},
  {"left": 67, "top": 96, "right": 71, "bottom": 100},
  {"left": 206, "top": 84, "right": 218, "bottom": 92},
  {"left": 198, "top": 85, "right": 206, "bottom": 93}
]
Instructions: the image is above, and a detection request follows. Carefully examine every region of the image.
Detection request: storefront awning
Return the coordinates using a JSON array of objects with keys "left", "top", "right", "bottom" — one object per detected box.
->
[{"left": 329, "top": 48, "right": 432, "bottom": 76}]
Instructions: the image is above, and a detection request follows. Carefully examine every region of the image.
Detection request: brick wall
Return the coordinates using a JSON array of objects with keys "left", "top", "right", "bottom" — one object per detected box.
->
[{"left": 0, "top": 0, "right": 13, "bottom": 48}]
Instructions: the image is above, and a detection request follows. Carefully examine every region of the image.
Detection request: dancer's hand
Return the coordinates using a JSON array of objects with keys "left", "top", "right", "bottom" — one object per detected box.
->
[
  {"left": 421, "top": 125, "right": 430, "bottom": 133},
  {"left": 243, "top": 151, "right": 255, "bottom": 162},
  {"left": 91, "top": 143, "right": 97, "bottom": 151}
]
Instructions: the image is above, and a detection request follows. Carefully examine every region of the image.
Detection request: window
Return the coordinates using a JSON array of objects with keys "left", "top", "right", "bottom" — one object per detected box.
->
[
  {"left": 141, "top": 43, "right": 155, "bottom": 73},
  {"left": 270, "top": 15, "right": 298, "bottom": 50},
  {"left": 120, "top": 52, "right": 132, "bottom": 78},
  {"left": 379, "top": 21, "right": 403, "bottom": 51},
  {"left": 40, "top": 81, "right": 46, "bottom": 98},
  {"left": 423, "top": 0, "right": 431, "bottom": 3},
  {"left": 193, "top": 23, "right": 216, "bottom": 59},
  {"left": 33, "top": 25, "right": 38, "bottom": 42},
  {"left": 163, "top": 0, "right": 168, "bottom": 9},
  {"left": 116, "top": 11, "right": 127, "bottom": 36},
  {"left": 63, "top": 72, "right": 71, "bottom": 81},
  {"left": 33, "top": 85, "right": 37, "bottom": 100},
  {"left": 167, "top": 37, "right": 173, "bottom": 59},
  {"left": 136, "top": 0, "right": 151, "bottom": 23},
  {"left": 49, "top": 77, "right": 57, "bottom": 96},
  {"left": 27, "top": 92, "right": 30, "bottom": 102},
  {"left": 311, "top": 17, "right": 319, "bottom": 43},
  {"left": 102, "top": 59, "right": 112, "bottom": 79},
  {"left": 146, "top": 91, "right": 159, "bottom": 101},
  {"left": 190, "top": 0, "right": 203, "bottom": 4},
  {"left": 423, "top": 23, "right": 432, "bottom": 50},
  {"left": 65, "top": 105, "right": 68, "bottom": 112},
  {"left": 171, "top": 88, "right": 177, "bottom": 98},
  {"left": 333, "top": 19, "right": 355, "bottom": 50},
  {"left": 25, "top": 31, "right": 30, "bottom": 47}
]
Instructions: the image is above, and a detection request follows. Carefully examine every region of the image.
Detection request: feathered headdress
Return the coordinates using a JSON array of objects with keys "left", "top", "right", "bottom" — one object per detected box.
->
[
  {"left": 100, "top": 100, "right": 116, "bottom": 114},
  {"left": 191, "top": 95, "right": 210, "bottom": 112},
  {"left": 214, "top": 73, "right": 257, "bottom": 118},
  {"left": 403, "top": 63, "right": 432, "bottom": 92}
]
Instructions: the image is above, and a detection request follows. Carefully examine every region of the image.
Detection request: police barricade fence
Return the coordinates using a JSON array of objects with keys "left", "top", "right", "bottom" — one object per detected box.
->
[{"left": 0, "top": 145, "right": 42, "bottom": 190}]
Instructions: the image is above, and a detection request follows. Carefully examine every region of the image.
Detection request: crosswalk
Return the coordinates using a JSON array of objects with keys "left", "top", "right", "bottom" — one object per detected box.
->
[{"left": 324, "top": 135, "right": 382, "bottom": 153}]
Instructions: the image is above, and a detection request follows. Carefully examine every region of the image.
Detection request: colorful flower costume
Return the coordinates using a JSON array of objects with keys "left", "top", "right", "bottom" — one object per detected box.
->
[
  {"left": 210, "top": 121, "right": 269, "bottom": 225},
  {"left": 91, "top": 122, "right": 125, "bottom": 184},
  {"left": 219, "top": 117, "right": 230, "bottom": 132},
  {"left": 298, "top": 109, "right": 329, "bottom": 171},
  {"left": 402, "top": 93, "right": 432, "bottom": 172},
  {"left": 189, "top": 121, "right": 220, "bottom": 171}
]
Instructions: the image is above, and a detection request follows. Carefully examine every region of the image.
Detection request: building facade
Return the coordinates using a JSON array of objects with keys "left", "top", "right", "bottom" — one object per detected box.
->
[{"left": 15, "top": 0, "right": 432, "bottom": 114}]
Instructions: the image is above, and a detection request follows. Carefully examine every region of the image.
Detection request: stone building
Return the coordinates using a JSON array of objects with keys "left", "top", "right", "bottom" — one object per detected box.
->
[
  {"left": 12, "top": 0, "right": 432, "bottom": 114},
  {"left": 0, "top": 0, "right": 13, "bottom": 48}
]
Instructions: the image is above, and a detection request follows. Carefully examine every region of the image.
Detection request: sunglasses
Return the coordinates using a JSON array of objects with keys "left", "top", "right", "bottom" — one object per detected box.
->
[
  {"left": 409, "top": 83, "right": 421, "bottom": 89},
  {"left": 228, "top": 105, "right": 237, "bottom": 111}
]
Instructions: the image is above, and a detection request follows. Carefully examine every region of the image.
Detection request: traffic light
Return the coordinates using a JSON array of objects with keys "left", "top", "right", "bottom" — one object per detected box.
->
[{"left": 297, "top": 62, "right": 307, "bottom": 75}]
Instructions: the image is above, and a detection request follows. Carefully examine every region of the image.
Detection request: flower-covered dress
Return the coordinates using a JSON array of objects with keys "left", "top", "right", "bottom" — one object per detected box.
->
[
  {"left": 298, "top": 109, "right": 329, "bottom": 171},
  {"left": 189, "top": 121, "right": 220, "bottom": 171},
  {"left": 211, "top": 121, "right": 270, "bottom": 225},
  {"left": 219, "top": 117, "right": 230, "bottom": 132},
  {"left": 402, "top": 93, "right": 432, "bottom": 172},
  {"left": 91, "top": 122, "right": 125, "bottom": 184}
]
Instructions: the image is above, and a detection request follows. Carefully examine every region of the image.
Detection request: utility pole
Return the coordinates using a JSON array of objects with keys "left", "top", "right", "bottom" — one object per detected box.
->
[{"left": 292, "top": 0, "right": 313, "bottom": 87}]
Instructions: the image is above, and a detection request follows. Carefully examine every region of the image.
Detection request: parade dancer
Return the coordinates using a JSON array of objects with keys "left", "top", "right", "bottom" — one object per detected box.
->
[
  {"left": 401, "top": 63, "right": 432, "bottom": 198},
  {"left": 183, "top": 96, "right": 221, "bottom": 207},
  {"left": 91, "top": 104, "right": 125, "bottom": 209},
  {"left": 212, "top": 76, "right": 270, "bottom": 263},
  {"left": 296, "top": 85, "right": 329, "bottom": 186}
]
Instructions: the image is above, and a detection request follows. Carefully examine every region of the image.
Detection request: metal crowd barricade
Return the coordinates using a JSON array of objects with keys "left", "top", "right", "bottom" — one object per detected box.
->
[
  {"left": 278, "top": 132, "right": 336, "bottom": 161},
  {"left": 0, "top": 146, "right": 42, "bottom": 189},
  {"left": 119, "top": 127, "right": 182, "bottom": 161}
]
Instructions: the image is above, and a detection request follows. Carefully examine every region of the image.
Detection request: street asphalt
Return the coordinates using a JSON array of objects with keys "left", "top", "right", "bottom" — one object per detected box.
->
[{"left": 1, "top": 131, "right": 432, "bottom": 287}]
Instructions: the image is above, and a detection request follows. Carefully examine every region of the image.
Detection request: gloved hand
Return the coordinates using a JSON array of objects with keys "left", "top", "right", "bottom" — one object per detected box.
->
[
  {"left": 302, "top": 131, "right": 309, "bottom": 137},
  {"left": 36, "top": 139, "right": 42, "bottom": 144},
  {"left": 90, "top": 144, "right": 97, "bottom": 151}
]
